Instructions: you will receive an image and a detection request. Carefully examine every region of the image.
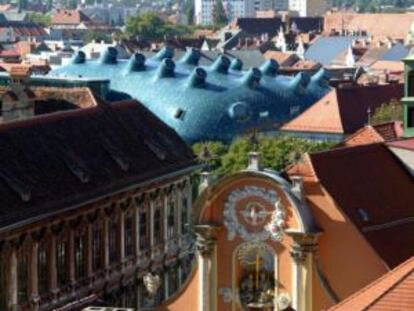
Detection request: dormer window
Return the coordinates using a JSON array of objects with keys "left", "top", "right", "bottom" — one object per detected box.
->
[{"left": 357, "top": 208, "right": 369, "bottom": 222}]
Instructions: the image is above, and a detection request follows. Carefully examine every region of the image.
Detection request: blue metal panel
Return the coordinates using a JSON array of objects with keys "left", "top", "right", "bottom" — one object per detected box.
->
[{"left": 50, "top": 47, "right": 331, "bottom": 143}]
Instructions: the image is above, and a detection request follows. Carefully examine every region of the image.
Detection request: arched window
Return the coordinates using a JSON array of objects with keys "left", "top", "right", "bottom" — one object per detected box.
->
[{"left": 408, "top": 70, "right": 414, "bottom": 97}]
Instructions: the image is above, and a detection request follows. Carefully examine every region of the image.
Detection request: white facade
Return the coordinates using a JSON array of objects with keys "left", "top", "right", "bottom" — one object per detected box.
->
[
  {"left": 195, "top": 0, "right": 256, "bottom": 25},
  {"left": 289, "top": 0, "right": 328, "bottom": 16}
]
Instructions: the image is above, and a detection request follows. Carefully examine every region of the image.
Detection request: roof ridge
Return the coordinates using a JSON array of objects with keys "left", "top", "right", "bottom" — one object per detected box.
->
[{"left": 330, "top": 257, "right": 414, "bottom": 310}]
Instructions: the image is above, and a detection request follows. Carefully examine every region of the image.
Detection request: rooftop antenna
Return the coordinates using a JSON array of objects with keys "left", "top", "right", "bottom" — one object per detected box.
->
[{"left": 367, "top": 107, "right": 372, "bottom": 125}]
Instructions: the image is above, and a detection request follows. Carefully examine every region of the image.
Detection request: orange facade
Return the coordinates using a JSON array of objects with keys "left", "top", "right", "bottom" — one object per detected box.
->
[{"left": 158, "top": 158, "right": 396, "bottom": 311}]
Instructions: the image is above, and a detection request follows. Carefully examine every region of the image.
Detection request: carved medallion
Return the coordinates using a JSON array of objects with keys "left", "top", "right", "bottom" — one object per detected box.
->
[{"left": 223, "top": 186, "right": 286, "bottom": 242}]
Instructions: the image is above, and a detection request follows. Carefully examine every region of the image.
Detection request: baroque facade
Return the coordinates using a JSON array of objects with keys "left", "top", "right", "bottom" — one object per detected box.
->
[{"left": 0, "top": 100, "right": 198, "bottom": 311}]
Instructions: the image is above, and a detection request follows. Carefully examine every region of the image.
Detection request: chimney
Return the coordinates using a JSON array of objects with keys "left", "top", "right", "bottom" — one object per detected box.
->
[
  {"left": 291, "top": 176, "right": 305, "bottom": 203},
  {"left": 2, "top": 66, "right": 34, "bottom": 122},
  {"left": 247, "top": 151, "right": 261, "bottom": 171}
]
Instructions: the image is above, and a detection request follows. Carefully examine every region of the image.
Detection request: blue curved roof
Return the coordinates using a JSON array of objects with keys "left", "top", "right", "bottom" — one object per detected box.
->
[{"left": 49, "top": 47, "right": 331, "bottom": 143}]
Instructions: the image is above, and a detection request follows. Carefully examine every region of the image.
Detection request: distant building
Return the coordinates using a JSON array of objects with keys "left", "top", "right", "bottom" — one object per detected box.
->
[
  {"left": 195, "top": 0, "right": 256, "bottom": 25},
  {"left": 280, "top": 83, "right": 404, "bottom": 141},
  {"left": 402, "top": 53, "right": 414, "bottom": 137},
  {"left": 289, "top": 0, "right": 328, "bottom": 17}
]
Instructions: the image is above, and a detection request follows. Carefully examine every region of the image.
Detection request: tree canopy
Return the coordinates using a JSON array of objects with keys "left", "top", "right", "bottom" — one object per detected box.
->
[
  {"left": 193, "top": 136, "right": 333, "bottom": 175},
  {"left": 371, "top": 99, "right": 403, "bottom": 125},
  {"left": 28, "top": 13, "right": 51, "bottom": 27},
  {"left": 125, "top": 12, "right": 194, "bottom": 40},
  {"left": 212, "top": 0, "right": 228, "bottom": 26}
]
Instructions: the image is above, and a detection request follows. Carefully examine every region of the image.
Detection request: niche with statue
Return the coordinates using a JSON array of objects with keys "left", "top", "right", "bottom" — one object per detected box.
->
[{"left": 237, "top": 243, "right": 275, "bottom": 310}]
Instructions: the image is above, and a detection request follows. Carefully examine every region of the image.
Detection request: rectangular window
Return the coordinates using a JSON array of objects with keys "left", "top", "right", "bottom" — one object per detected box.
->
[
  {"left": 38, "top": 244, "right": 48, "bottom": 295},
  {"left": 108, "top": 219, "right": 119, "bottom": 264},
  {"left": 74, "top": 234, "right": 85, "bottom": 280},
  {"left": 56, "top": 240, "right": 67, "bottom": 287},
  {"left": 92, "top": 225, "right": 102, "bottom": 271},
  {"left": 408, "top": 107, "right": 414, "bottom": 127},
  {"left": 124, "top": 215, "right": 134, "bottom": 258},
  {"left": 167, "top": 199, "right": 175, "bottom": 239},
  {"left": 153, "top": 208, "right": 162, "bottom": 244},
  {"left": 181, "top": 196, "right": 189, "bottom": 234},
  {"left": 17, "top": 251, "right": 28, "bottom": 303},
  {"left": 139, "top": 212, "right": 148, "bottom": 250}
]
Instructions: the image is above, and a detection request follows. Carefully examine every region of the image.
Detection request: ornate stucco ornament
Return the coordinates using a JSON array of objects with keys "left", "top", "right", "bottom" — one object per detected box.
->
[
  {"left": 143, "top": 272, "right": 161, "bottom": 296},
  {"left": 223, "top": 186, "right": 286, "bottom": 242}
]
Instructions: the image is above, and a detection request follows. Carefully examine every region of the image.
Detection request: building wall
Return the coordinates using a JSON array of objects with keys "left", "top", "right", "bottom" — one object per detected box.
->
[
  {"left": 303, "top": 178, "right": 389, "bottom": 310},
  {"left": 289, "top": 0, "right": 328, "bottom": 17},
  {"left": 0, "top": 174, "right": 194, "bottom": 311}
]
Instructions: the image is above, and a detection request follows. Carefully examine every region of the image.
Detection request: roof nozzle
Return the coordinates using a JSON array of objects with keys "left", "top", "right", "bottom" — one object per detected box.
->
[
  {"left": 260, "top": 59, "right": 279, "bottom": 76},
  {"left": 71, "top": 50, "right": 85, "bottom": 64},
  {"left": 210, "top": 55, "right": 230, "bottom": 74},
  {"left": 187, "top": 67, "right": 207, "bottom": 88},
  {"left": 290, "top": 72, "right": 311, "bottom": 95},
  {"left": 155, "top": 58, "right": 175, "bottom": 78},
  {"left": 230, "top": 58, "right": 243, "bottom": 71},
  {"left": 125, "top": 53, "right": 146, "bottom": 73},
  {"left": 241, "top": 68, "right": 262, "bottom": 88},
  {"left": 100, "top": 47, "right": 118, "bottom": 64},
  {"left": 152, "top": 46, "right": 174, "bottom": 61},
  {"left": 311, "top": 68, "right": 330, "bottom": 87},
  {"left": 179, "top": 48, "right": 201, "bottom": 66}
]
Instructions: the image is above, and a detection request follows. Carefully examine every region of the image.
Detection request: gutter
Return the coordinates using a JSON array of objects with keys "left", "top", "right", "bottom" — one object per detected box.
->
[{"left": 0, "top": 163, "right": 203, "bottom": 234}]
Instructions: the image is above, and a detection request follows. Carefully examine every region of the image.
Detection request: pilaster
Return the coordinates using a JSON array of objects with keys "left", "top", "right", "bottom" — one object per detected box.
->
[{"left": 194, "top": 224, "right": 221, "bottom": 311}]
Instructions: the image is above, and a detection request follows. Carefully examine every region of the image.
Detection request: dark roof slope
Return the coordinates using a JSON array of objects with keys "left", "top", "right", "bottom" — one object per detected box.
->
[
  {"left": 289, "top": 17, "right": 324, "bottom": 33},
  {"left": 310, "top": 143, "right": 414, "bottom": 268},
  {"left": 336, "top": 83, "right": 403, "bottom": 134},
  {"left": 236, "top": 17, "right": 283, "bottom": 37},
  {"left": 0, "top": 100, "right": 195, "bottom": 230}
]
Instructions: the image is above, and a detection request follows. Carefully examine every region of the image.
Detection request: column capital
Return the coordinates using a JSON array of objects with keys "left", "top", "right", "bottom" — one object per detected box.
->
[
  {"left": 194, "top": 224, "right": 221, "bottom": 257},
  {"left": 287, "top": 232, "right": 319, "bottom": 264}
]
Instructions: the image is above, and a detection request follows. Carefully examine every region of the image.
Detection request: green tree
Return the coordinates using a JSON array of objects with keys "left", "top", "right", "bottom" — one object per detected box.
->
[
  {"left": 83, "top": 30, "right": 112, "bottom": 44},
  {"left": 212, "top": 0, "right": 227, "bottom": 26},
  {"left": 28, "top": 13, "right": 52, "bottom": 27},
  {"left": 125, "top": 12, "right": 194, "bottom": 40},
  {"left": 193, "top": 136, "right": 333, "bottom": 175},
  {"left": 371, "top": 99, "right": 403, "bottom": 125}
]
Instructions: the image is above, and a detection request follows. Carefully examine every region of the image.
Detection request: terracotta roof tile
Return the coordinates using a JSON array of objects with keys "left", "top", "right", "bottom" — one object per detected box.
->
[
  {"left": 52, "top": 9, "right": 93, "bottom": 25},
  {"left": 324, "top": 12, "right": 414, "bottom": 40},
  {"left": 308, "top": 143, "right": 414, "bottom": 268},
  {"left": 281, "top": 84, "right": 403, "bottom": 134},
  {"left": 329, "top": 257, "right": 414, "bottom": 310}
]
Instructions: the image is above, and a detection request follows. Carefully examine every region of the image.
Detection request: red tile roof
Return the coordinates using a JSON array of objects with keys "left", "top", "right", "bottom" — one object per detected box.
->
[
  {"left": 52, "top": 9, "right": 93, "bottom": 25},
  {"left": 387, "top": 138, "right": 414, "bottom": 151},
  {"left": 329, "top": 257, "right": 414, "bottom": 310},
  {"left": 281, "top": 84, "right": 403, "bottom": 134},
  {"left": 308, "top": 143, "right": 414, "bottom": 268},
  {"left": 324, "top": 12, "right": 414, "bottom": 40},
  {"left": 340, "top": 122, "right": 403, "bottom": 147}
]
